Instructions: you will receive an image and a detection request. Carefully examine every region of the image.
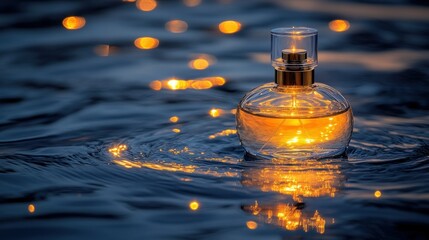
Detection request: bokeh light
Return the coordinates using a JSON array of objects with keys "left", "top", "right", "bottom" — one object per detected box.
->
[
  {"left": 191, "top": 80, "right": 212, "bottom": 89},
  {"left": 189, "top": 54, "right": 216, "bottom": 70},
  {"left": 246, "top": 221, "right": 258, "bottom": 230},
  {"left": 167, "top": 79, "right": 188, "bottom": 90},
  {"left": 211, "top": 76, "right": 225, "bottom": 85},
  {"left": 134, "top": 37, "right": 159, "bottom": 50},
  {"left": 219, "top": 20, "right": 242, "bottom": 34},
  {"left": 166, "top": 20, "right": 188, "bottom": 33},
  {"left": 149, "top": 77, "right": 225, "bottom": 91},
  {"left": 28, "top": 204, "right": 35, "bottom": 214},
  {"left": 183, "top": 0, "right": 201, "bottom": 7},
  {"left": 189, "top": 201, "right": 200, "bottom": 210},
  {"left": 189, "top": 58, "right": 209, "bottom": 70},
  {"left": 209, "top": 108, "right": 223, "bottom": 118},
  {"left": 62, "top": 16, "right": 86, "bottom": 30},
  {"left": 374, "top": 190, "right": 382, "bottom": 198},
  {"left": 169, "top": 116, "right": 179, "bottom": 123},
  {"left": 136, "top": 0, "right": 157, "bottom": 12},
  {"left": 149, "top": 80, "right": 162, "bottom": 90},
  {"left": 329, "top": 20, "right": 350, "bottom": 32}
]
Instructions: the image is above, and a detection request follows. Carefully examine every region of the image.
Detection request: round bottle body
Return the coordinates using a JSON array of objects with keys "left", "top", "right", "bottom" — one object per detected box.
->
[{"left": 236, "top": 83, "right": 353, "bottom": 160}]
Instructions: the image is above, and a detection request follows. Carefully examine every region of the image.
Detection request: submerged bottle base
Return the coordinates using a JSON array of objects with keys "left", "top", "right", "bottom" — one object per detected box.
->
[{"left": 243, "top": 147, "right": 347, "bottom": 161}]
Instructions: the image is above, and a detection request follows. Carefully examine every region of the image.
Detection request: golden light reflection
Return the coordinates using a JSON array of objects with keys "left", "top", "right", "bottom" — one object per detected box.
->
[
  {"left": 230, "top": 109, "right": 237, "bottom": 115},
  {"left": 168, "top": 147, "right": 193, "bottom": 155},
  {"left": 188, "top": 54, "right": 216, "bottom": 70},
  {"left": 219, "top": 20, "right": 242, "bottom": 34},
  {"left": 149, "top": 80, "right": 162, "bottom": 90},
  {"left": 149, "top": 76, "right": 226, "bottom": 91},
  {"left": 189, "top": 58, "right": 209, "bottom": 70},
  {"left": 167, "top": 79, "right": 187, "bottom": 90},
  {"left": 112, "top": 160, "right": 141, "bottom": 169},
  {"left": 209, "top": 108, "right": 223, "bottom": 118},
  {"left": 209, "top": 129, "right": 237, "bottom": 139},
  {"left": 136, "top": 0, "right": 157, "bottom": 11},
  {"left": 374, "top": 190, "right": 382, "bottom": 198},
  {"left": 169, "top": 116, "right": 179, "bottom": 123},
  {"left": 134, "top": 37, "right": 159, "bottom": 50},
  {"left": 172, "top": 128, "right": 181, "bottom": 133},
  {"left": 243, "top": 201, "right": 326, "bottom": 234},
  {"left": 166, "top": 19, "right": 188, "bottom": 33},
  {"left": 189, "top": 201, "right": 200, "bottom": 211},
  {"left": 28, "top": 204, "right": 35, "bottom": 214},
  {"left": 211, "top": 76, "right": 225, "bottom": 86},
  {"left": 94, "top": 45, "right": 118, "bottom": 57},
  {"left": 191, "top": 80, "right": 213, "bottom": 89},
  {"left": 114, "top": 160, "right": 196, "bottom": 172},
  {"left": 183, "top": 0, "right": 201, "bottom": 7},
  {"left": 246, "top": 221, "right": 258, "bottom": 230},
  {"left": 109, "top": 144, "right": 238, "bottom": 177},
  {"left": 241, "top": 160, "right": 341, "bottom": 234},
  {"left": 242, "top": 160, "right": 342, "bottom": 202},
  {"left": 108, "top": 144, "right": 128, "bottom": 157},
  {"left": 62, "top": 16, "right": 86, "bottom": 30},
  {"left": 113, "top": 159, "right": 238, "bottom": 177},
  {"left": 329, "top": 19, "right": 350, "bottom": 32}
]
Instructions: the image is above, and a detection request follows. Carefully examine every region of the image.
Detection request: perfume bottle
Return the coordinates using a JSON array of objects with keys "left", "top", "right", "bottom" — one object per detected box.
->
[{"left": 236, "top": 27, "right": 353, "bottom": 159}]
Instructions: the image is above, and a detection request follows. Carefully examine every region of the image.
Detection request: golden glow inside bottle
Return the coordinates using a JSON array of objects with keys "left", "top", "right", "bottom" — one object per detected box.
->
[{"left": 236, "top": 27, "right": 353, "bottom": 159}]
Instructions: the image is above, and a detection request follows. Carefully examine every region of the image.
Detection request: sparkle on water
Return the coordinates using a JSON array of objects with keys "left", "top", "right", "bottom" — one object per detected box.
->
[
  {"left": 136, "top": 0, "right": 157, "bottom": 12},
  {"left": 149, "top": 77, "right": 225, "bottom": 91},
  {"left": 134, "top": 37, "right": 159, "bottom": 49},
  {"left": 218, "top": 20, "right": 242, "bottom": 34},
  {"left": 27, "top": 204, "right": 36, "bottom": 214},
  {"left": 165, "top": 19, "right": 188, "bottom": 33},
  {"left": 374, "top": 190, "right": 382, "bottom": 198},
  {"left": 246, "top": 221, "right": 258, "bottom": 230},
  {"left": 62, "top": 16, "right": 86, "bottom": 30},
  {"left": 189, "top": 201, "right": 200, "bottom": 211},
  {"left": 169, "top": 116, "right": 179, "bottom": 123},
  {"left": 329, "top": 19, "right": 351, "bottom": 32}
]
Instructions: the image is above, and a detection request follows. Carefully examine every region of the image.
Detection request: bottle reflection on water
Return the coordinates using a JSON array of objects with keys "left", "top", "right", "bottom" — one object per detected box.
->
[
  {"left": 243, "top": 201, "right": 327, "bottom": 234},
  {"left": 241, "top": 159, "right": 344, "bottom": 234}
]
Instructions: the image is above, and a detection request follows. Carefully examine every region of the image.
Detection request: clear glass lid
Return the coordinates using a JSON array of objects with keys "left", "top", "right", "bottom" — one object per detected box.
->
[{"left": 271, "top": 27, "right": 318, "bottom": 71}]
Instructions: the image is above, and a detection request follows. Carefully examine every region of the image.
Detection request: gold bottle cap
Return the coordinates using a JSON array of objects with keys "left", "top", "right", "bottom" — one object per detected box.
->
[
  {"left": 275, "top": 70, "right": 314, "bottom": 86},
  {"left": 282, "top": 49, "right": 307, "bottom": 63},
  {"left": 275, "top": 48, "right": 314, "bottom": 86}
]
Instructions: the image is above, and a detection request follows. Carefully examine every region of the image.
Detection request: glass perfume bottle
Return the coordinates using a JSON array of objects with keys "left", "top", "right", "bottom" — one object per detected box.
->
[{"left": 236, "top": 27, "right": 353, "bottom": 159}]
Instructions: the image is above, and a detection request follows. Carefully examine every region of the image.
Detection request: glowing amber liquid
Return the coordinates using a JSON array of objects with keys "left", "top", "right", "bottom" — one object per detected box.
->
[{"left": 237, "top": 108, "right": 352, "bottom": 159}]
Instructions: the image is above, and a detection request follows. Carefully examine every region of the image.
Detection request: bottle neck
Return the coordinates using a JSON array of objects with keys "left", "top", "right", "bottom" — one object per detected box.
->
[{"left": 274, "top": 69, "right": 314, "bottom": 87}]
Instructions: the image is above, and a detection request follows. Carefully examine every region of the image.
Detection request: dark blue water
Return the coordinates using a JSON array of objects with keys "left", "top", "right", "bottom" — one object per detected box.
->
[{"left": 1, "top": 0, "right": 429, "bottom": 239}]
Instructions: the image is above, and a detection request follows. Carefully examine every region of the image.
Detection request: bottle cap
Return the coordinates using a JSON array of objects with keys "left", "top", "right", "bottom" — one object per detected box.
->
[{"left": 271, "top": 27, "right": 318, "bottom": 71}]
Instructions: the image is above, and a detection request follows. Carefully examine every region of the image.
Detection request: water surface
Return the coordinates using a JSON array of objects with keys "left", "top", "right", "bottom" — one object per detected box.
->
[{"left": 1, "top": 0, "right": 428, "bottom": 239}]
